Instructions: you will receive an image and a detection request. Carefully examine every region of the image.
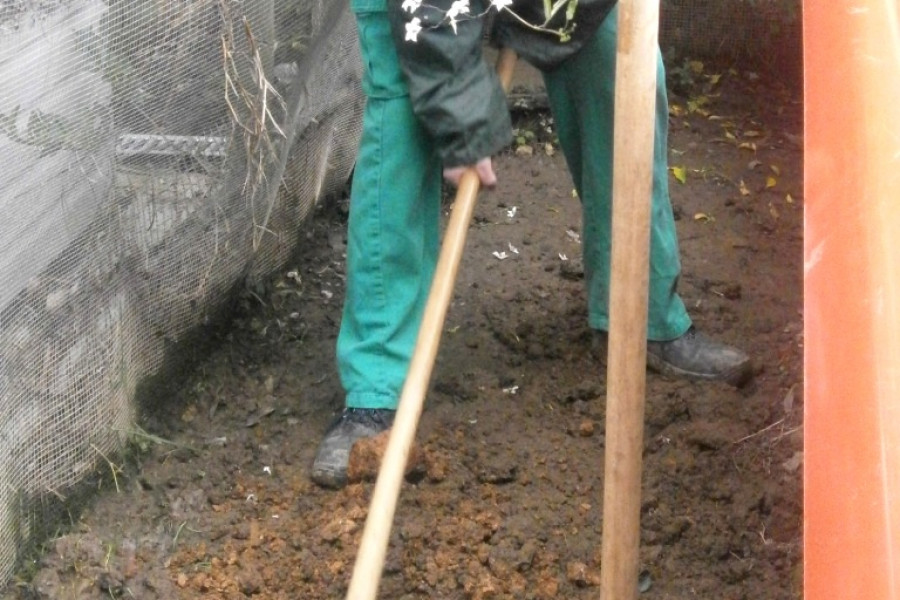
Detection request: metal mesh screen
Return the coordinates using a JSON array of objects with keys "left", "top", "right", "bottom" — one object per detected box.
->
[
  {"left": 0, "top": 0, "right": 800, "bottom": 584},
  {"left": 661, "top": 0, "right": 801, "bottom": 77},
  {"left": 0, "top": 0, "right": 363, "bottom": 581}
]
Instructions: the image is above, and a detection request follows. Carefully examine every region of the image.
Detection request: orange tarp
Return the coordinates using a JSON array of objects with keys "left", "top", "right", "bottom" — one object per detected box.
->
[{"left": 804, "top": 0, "right": 900, "bottom": 597}]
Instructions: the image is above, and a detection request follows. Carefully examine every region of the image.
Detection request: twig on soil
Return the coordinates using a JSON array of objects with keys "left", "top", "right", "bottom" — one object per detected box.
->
[
  {"left": 772, "top": 425, "right": 802, "bottom": 441},
  {"left": 758, "top": 524, "right": 771, "bottom": 545},
  {"left": 117, "top": 426, "right": 198, "bottom": 455},
  {"left": 246, "top": 289, "right": 267, "bottom": 307},
  {"left": 173, "top": 521, "right": 187, "bottom": 547},
  {"left": 91, "top": 444, "right": 123, "bottom": 493},
  {"left": 732, "top": 417, "right": 785, "bottom": 445}
]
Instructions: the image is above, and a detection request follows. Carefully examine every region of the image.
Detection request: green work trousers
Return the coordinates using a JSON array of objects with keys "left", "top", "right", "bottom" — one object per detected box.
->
[
  {"left": 542, "top": 4, "right": 691, "bottom": 341},
  {"left": 337, "top": 3, "right": 443, "bottom": 410},
  {"left": 337, "top": 5, "right": 691, "bottom": 410}
]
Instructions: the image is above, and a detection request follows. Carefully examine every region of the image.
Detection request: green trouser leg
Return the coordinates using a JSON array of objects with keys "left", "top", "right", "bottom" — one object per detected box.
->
[
  {"left": 336, "top": 8, "right": 442, "bottom": 410},
  {"left": 542, "top": 6, "right": 692, "bottom": 341}
]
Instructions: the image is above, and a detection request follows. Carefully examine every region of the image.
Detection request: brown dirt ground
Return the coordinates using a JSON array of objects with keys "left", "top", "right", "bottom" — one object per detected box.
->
[{"left": 3, "top": 66, "right": 803, "bottom": 599}]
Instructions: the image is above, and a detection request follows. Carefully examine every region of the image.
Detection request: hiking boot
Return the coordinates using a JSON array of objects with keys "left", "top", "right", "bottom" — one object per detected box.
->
[
  {"left": 646, "top": 327, "right": 753, "bottom": 387},
  {"left": 311, "top": 408, "right": 395, "bottom": 489}
]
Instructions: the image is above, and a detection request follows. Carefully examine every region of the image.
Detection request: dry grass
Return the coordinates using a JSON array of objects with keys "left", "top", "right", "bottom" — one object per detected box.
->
[{"left": 219, "top": 0, "right": 286, "bottom": 251}]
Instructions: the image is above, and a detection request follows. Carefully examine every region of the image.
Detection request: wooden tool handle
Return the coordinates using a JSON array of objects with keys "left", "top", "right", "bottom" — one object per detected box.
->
[
  {"left": 345, "top": 47, "right": 518, "bottom": 600},
  {"left": 600, "top": 2, "right": 660, "bottom": 599}
]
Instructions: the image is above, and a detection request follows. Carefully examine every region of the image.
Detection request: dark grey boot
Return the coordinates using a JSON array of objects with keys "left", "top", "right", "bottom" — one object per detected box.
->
[
  {"left": 646, "top": 327, "right": 753, "bottom": 387},
  {"left": 311, "top": 408, "right": 395, "bottom": 489}
]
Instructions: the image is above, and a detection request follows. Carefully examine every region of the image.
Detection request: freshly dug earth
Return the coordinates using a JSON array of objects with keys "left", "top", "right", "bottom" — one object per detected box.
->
[{"left": 4, "top": 69, "right": 803, "bottom": 599}]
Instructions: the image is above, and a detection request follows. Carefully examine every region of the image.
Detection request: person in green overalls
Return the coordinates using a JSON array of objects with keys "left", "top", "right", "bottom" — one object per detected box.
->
[{"left": 311, "top": 0, "right": 753, "bottom": 488}]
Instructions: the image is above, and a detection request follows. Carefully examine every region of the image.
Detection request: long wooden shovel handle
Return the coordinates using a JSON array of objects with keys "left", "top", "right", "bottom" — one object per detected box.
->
[
  {"left": 601, "top": 1, "right": 660, "bottom": 598},
  {"left": 345, "top": 47, "right": 518, "bottom": 600}
]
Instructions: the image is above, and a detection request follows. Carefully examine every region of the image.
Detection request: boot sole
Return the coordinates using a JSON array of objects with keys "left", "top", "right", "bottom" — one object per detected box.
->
[
  {"left": 646, "top": 353, "right": 754, "bottom": 388},
  {"left": 311, "top": 467, "right": 348, "bottom": 489}
]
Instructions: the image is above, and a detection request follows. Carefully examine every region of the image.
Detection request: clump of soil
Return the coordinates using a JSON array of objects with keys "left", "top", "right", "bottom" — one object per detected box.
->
[{"left": 3, "top": 69, "right": 803, "bottom": 599}]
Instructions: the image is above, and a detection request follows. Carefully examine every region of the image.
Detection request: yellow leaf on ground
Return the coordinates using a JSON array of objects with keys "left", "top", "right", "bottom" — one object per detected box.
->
[
  {"left": 785, "top": 194, "right": 795, "bottom": 204},
  {"left": 693, "top": 212, "right": 715, "bottom": 223},
  {"left": 766, "top": 176, "right": 777, "bottom": 189},
  {"left": 687, "top": 96, "right": 710, "bottom": 114},
  {"left": 739, "top": 180, "right": 751, "bottom": 196},
  {"left": 770, "top": 164, "right": 781, "bottom": 175},
  {"left": 670, "top": 166, "right": 687, "bottom": 184},
  {"left": 739, "top": 142, "right": 757, "bottom": 152}
]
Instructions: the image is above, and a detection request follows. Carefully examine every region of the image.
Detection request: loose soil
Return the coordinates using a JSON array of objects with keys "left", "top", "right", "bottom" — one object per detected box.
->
[{"left": 4, "top": 68, "right": 803, "bottom": 599}]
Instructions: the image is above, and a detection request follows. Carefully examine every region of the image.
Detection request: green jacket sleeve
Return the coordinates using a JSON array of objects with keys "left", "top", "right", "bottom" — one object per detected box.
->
[{"left": 388, "top": 0, "right": 512, "bottom": 167}]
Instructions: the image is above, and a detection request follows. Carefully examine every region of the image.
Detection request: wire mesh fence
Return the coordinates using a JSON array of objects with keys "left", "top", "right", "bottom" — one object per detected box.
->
[
  {"left": 0, "top": 0, "right": 798, "bottom": 584},
  {"left": 661, "top": 0, "right": 801, "bottom": 82},
  {"left": 0, "top": 0, "right": 364, "bottom": 581}
]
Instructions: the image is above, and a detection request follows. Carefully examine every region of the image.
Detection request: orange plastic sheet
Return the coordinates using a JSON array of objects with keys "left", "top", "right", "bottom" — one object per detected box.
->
[{"left": 804, "top": 0, "right": 900, "bottom": 597}]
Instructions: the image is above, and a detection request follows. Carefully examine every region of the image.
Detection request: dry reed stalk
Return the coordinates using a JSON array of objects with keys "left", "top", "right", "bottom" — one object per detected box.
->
[{"left": 219, "top": 0, "right": 285, "bottom": 251}]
